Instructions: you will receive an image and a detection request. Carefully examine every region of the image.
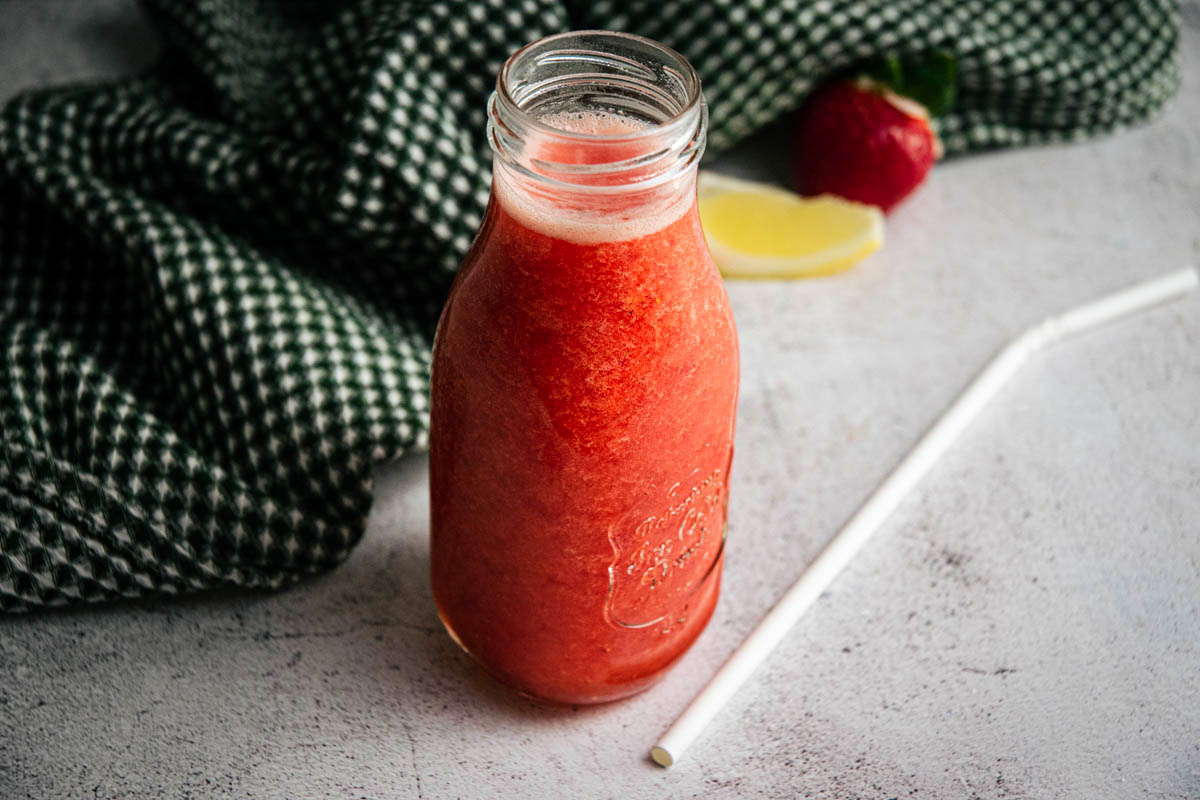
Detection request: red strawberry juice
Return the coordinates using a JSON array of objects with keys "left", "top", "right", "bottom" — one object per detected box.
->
[{"left": 430, "top": 38, "right": 738, "bottom": 705}]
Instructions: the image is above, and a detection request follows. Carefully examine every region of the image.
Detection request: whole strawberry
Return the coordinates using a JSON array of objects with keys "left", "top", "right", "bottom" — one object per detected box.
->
[
  {"left": 792, "top": 78, "right": 937, "bottom": 213},
  {"left": 792, "top": 54, "right": 954, "bottom": 213}
]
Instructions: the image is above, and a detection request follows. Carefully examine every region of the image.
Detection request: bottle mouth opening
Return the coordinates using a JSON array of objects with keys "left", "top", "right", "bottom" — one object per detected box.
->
[
  {"left": 496, "top": 30, "right": 703, "bottom": 141},
  {"left": 489, "top": 30, "right": 706, "bottom": 192}
]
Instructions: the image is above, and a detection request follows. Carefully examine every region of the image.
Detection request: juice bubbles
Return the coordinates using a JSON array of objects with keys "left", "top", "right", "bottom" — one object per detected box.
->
[{"left": 430, "top": 32, "right": 738, "bottom": 704}]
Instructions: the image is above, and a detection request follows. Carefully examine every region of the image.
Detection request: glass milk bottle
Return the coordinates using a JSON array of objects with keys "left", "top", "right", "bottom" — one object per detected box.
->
[{"left": 430, "top": 31, "right": 738, "bottom": 704}]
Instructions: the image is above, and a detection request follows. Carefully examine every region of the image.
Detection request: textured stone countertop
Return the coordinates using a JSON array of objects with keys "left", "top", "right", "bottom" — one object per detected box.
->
[{"left": 3, "top": 3, "right": 1198, "bottom": 798}]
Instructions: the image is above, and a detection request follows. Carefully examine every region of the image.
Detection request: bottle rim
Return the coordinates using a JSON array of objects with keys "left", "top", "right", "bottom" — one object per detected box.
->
[
  {"left": 488, "top": 30, "right": 707, "bottom": 194},
  {"left": 495, "top": 30, "right": 704, "bottom": 143}
]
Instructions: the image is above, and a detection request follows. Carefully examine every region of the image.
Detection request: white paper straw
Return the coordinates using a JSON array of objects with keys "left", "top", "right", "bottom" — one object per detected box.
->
[{"left": 650, "top": 267, "right": 1198, "bottom": 768}]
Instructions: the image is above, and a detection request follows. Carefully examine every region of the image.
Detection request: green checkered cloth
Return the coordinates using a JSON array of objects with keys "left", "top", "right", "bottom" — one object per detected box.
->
[{"left": 0, "top": 0, "right": 1179, "bottom": 611}]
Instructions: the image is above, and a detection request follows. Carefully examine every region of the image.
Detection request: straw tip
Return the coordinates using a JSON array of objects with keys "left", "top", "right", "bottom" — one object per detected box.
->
[{"left": 649, "top": 746, "right": 674, "bottom": 768}]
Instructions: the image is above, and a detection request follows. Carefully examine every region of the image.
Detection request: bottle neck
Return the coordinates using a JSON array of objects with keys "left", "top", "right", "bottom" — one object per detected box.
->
[{"left": 486, "top": 31, "right": 707, "bottom": 244}]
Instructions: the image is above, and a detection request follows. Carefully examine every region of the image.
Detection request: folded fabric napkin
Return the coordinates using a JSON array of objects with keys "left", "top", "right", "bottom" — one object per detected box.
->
[{"left": 0, "top": 0, "right": 1179, "bottom": 611}]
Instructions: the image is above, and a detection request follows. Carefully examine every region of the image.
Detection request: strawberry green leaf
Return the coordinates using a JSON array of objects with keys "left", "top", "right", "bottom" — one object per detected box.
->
[
  {"left": 869, "top": 54, "right": 905, "bottom": 90},
  {"left": 865, "top": 50, "right": 957, "bottom": 117},
  {"left": 900, "top": 50, "right": 956, "bottom": 116}
]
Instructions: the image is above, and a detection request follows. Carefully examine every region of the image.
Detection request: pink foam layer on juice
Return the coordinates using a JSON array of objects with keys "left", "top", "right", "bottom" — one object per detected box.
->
[
  {"left": 538, "top": 109, "right": 649, "bottom": 136},
  {"left": 495, "top": 110, "right": 692, "bottom": 245}
]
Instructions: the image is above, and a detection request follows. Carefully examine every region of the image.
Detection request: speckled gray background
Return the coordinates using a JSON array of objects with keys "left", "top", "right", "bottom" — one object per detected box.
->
[{"left": 2, "top": 2, "right": 1199, "bottom": 798}]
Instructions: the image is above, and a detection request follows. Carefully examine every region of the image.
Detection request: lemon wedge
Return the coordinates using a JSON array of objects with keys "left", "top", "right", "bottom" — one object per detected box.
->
[{"left": 698, "top": 172, "right": 884, "bottom": 279}]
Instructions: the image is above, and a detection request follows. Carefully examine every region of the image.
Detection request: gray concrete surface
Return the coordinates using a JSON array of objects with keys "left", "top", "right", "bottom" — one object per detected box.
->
[{"left": 2, "top": 2, "right": 1199, "bottom": 798}]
